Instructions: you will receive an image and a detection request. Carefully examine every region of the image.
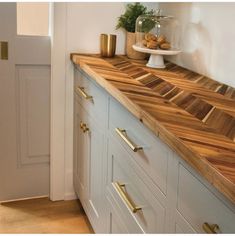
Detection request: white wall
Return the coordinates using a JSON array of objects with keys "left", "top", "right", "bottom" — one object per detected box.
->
[
  {"left": 17, "top": 3, "right": 49, "bottom": 36},
  {"left": 67, "top": 3, "right": 125, "bottom": 54},
  {"left": 66, "top": 2, "right": 157, "bottom": 54},
  {"left": 159, "top": 2, "right": 235, "bottom": 87}
]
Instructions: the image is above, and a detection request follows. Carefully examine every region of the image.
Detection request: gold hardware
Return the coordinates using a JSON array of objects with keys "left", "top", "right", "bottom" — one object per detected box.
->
[
  {"left": 76, "top": 86, "right": 93, "bottom": 100},
  {"left": 115, "top": 128, "right": 143, "bottom": 152},
  {"left": 202, "top": 222, "right": 220, "bottom": 234},
  {"left": 113, "top": 182, "right": 142, "bottom": 213},
  {"left": 80, "top": 122, "right": 89, "bottom": 133},
  {"left": 1, "top": 41, "right": 8, "bottom": 60},
  {"left": 100, "top": 34, "right": 116, "bottom": 58}
]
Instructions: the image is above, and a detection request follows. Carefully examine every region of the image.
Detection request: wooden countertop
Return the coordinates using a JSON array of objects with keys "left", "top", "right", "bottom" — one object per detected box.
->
[{"left": 71, "top": 53, "right": 235, "bottom": 204}]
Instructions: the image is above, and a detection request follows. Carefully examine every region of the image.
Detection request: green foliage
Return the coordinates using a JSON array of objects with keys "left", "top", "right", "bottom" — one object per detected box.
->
[
  {"left": 139, "top": 14, "right": 156, "bottom": 33},
  {"left": 116, "top": 3, "right": 155, "bottom": 33}
]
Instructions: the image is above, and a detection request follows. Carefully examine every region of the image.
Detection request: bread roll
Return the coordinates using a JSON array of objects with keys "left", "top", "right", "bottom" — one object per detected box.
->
[
  {"left": 157, "top": 35, "right": 166, "bottom": 44},
  {"left": 160, "top": 42, "right": 171, "bottom": 50},
  {"left": 147, "top": 40, "right": 158, "bottom": 49},
  {"left": 145, "top": 33, "right": 157, "bottom": 41}
]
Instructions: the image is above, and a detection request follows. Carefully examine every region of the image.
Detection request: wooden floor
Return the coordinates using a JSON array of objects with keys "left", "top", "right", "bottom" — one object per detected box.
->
[{"left": 0, "top": 197, "right": 94, "bottom": 234}]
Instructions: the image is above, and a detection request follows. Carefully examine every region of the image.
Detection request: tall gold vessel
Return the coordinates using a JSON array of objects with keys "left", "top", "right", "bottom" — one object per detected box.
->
[{"left": 100, "top": 34, "right": 116, "bottom": 57}]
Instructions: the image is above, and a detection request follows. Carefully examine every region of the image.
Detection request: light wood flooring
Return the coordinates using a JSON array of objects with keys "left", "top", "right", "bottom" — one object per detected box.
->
[{"left": 0, "top": 197, "right": 94, "bottom": 234}]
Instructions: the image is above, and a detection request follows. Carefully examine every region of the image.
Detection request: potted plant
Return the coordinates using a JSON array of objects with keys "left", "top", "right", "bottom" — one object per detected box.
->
[{"left": 116, "top": 3, "right": 155, "bottom": 59}]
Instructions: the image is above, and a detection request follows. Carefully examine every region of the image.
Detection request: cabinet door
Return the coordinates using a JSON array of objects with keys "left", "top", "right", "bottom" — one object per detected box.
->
[
  {"left": 74, "top": 96, "right": 89, "bottom": 202},
  {"left": 74, "top": 97, "right": 106, "bottom": 233},
  {"left": 85, "top": 116, "right": 106, "bottom": 233}
]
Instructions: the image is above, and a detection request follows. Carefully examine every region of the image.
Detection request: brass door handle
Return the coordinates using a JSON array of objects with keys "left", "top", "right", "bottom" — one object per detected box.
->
[
  {"left": 112, "top": 182, "right": 142, "bottom": 213},
  {"left": 202, "top": 222, "right": 220, "bottom": 234},
  {"left": 76, "top": 86, "right": 93, "bottom": 100},
  {"left": 80, "top": 122, "right": 89, "bottom": 133},
  {"left": 115, "top": 128, "right": 143, "bottom": 152},
  {"left": 1, "top": 41, "right": 8, "bottom": 60}
]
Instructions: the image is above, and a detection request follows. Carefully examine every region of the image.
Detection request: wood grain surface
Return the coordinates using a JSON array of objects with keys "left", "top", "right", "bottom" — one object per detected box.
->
[
  {"left": 71, "top": 53, "right": 235, "bottom": 204},
  {"left": 0, "top": 198, "right": 93, "bottom": 233}
]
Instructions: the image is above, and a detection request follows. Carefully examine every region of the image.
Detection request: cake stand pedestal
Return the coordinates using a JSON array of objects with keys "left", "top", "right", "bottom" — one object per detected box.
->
[{"left": 133, "top": 44, "right": 181, "bottom": 69}]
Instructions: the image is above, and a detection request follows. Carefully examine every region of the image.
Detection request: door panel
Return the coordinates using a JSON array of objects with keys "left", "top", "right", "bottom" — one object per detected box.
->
[
  {"left": 15, "top": 36, "right": 50, "bottom": 65},
  {"left": 16, "top": 65, "right": 50, "bottom": 165},
  {"left": 0, "top": 3, "right": 50, "bottom": 201}
]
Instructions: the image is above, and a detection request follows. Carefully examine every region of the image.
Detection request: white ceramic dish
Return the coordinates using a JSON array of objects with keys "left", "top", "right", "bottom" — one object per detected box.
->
[{"left": 133, "top": 44, "right": 181, "bottom": 69}]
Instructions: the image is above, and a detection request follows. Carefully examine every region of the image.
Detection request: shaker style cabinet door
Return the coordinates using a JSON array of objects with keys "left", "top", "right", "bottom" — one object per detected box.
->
[
  {"left": 73, "top": 95, "right": 89, "bottom": 203},
  {"left": 85, "top": 114, "right": 106, "bottom": 233},
  {"left": 74, "top": 94, "right": 106, "bottom": 233}
]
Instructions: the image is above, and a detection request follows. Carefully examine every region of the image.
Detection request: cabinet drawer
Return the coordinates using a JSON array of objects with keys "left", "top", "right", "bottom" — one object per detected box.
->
[
  {"left": 107, "top": 188, "right": 141, "bottom": 234},
  {"left": 74, "top": 67, "right": 108, "bottom": 126},
  {"left": 177, "top": 164, "right": 235, "bottom": 233},
  {"left": 108, "top": 137, "right": 165, "bottom": 233},
  {"left": 109, "top": 98, "right": 169, "bottom": 195}
]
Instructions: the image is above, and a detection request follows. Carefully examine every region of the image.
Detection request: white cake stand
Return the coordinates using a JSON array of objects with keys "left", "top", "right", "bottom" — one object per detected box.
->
[{"left": 133, "top": 44, "right": 181, "bottom": 69}]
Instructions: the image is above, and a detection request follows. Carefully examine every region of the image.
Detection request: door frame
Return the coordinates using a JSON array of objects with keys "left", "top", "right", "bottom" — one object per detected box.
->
[
  {"left": 50, "top": 2, "right": 66, "bottom": 201},
  {"left": 50, "top": 3, "right": 76, "bottom": 201}
]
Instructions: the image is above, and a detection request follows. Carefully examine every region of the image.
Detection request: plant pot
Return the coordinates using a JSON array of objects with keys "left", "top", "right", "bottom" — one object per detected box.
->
[{"left": 126, "top": 32, "right": 147, "bottom": 60}]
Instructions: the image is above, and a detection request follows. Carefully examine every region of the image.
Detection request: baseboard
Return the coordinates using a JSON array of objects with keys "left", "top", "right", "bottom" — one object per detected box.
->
[
  {"left": 0, "top": 195, "right": 49, "bottom": 204},
  {"left": 64, "top": 191, "right": 77, "bottom": 200}
]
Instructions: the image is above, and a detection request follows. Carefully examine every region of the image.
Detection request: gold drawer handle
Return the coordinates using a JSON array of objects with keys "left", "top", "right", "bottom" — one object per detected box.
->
[
  {"left": 80, "top": 122, "right": 89, "bottom": 133},
  {"left": 113, "top": 182, "right": 142, "bottom": 213},
  {"left": 76, "top": 86, "right": 93, "bottom": 100},
  {"left": 115, "top": 128, "right": 143, "bottom": 152},
  {"left": 202, "top": 222, "right": 220, "bottom": 234}
]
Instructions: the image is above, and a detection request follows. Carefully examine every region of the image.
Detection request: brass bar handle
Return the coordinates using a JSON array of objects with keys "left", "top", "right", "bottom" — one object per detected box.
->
[
  {"left": 76, "top": 86, "right": 93, "bottom": 100},
  {"left": 113, "top": 182, "right": 142, "bottom": 213},
  {"left": 1, "top": 41, "right": 8, "bottom": 60},
  {"left": 115, "top": 128, "right": 143, "bottom": 152},
  {"left": 80, "top": 122, "right": 89, "bottom": 133},
  {"left": 202, "top": 222, "right": 220, "bottom": 234}
]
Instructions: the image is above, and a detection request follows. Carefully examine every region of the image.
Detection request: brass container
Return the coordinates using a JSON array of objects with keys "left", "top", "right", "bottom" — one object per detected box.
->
[{"left": 100, "top": 34, "right": 116, "bottom": 57}]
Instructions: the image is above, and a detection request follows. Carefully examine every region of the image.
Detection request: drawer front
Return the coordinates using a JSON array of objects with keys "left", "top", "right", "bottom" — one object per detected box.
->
[
  {"left": 109, "top": 98, "right": 169, "bottom": 195},
  {"left": 177, "top": 163, "right": 235, "bottom": 233},
  {"left": 174, "top": 210, "right": 196, "bottom": 234},
  {"left": 74, "top": 67, "right": 108, "bottom": 127},
  {"left": 107, "top": 190, "right": 139, "bottom": 234},
  {"left": 108, "top": 137, "right": 165, "bottom": 233}
]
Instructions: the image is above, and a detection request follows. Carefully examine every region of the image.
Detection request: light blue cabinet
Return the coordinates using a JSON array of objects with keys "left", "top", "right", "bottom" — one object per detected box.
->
[{"left": 73, "top": 66, "right": 235, "bottom": 234}]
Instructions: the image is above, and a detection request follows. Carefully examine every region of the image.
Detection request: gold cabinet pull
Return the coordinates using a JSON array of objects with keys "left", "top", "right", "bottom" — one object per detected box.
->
[
  {"left": 202, "top": 222, "right": 220, "bottom": 234},
  {"left": 1, "top": 41, "right": 8, "bottom": 60},
  {"left": 113, "top": 182, "right": 142, "bottom": 213},
  {"left": 115, "top": 128, "right": 143, "bottom": 152},
  {"left": 76, "top": 86, "right": 93, "bottom": 100},
  {"left": 80, "top": 122, "right": 89, "bottom": 133}
]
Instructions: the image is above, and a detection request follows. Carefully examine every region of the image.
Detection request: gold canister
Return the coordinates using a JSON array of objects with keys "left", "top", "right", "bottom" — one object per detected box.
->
[{"left": 100, "top": 34, "right": 116, "bottom": 57}]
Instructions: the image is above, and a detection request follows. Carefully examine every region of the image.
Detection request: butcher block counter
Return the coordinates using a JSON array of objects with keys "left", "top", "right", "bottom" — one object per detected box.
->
[{"left": 71, "top": 53, "right": 235, "bottom": 205}]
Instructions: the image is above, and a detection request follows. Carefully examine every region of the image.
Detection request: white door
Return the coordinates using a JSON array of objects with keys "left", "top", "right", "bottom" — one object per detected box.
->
[{"left": 0, "top": 3, "right": 50, "bottom": 201}]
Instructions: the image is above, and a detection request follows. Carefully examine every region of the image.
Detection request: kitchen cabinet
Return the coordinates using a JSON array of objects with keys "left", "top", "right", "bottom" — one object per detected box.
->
[
  {"left": 107, "top": 136, "right": 165, "bottom": 233},
  {"left": 73, "top": 69, "right": 108, "bottom": 233},
  {"left": 174, "top": 158, "right": 235, "bottom": 233},
  {"left": 73, "top": 65, "right": 235, "bottom": 234}
]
